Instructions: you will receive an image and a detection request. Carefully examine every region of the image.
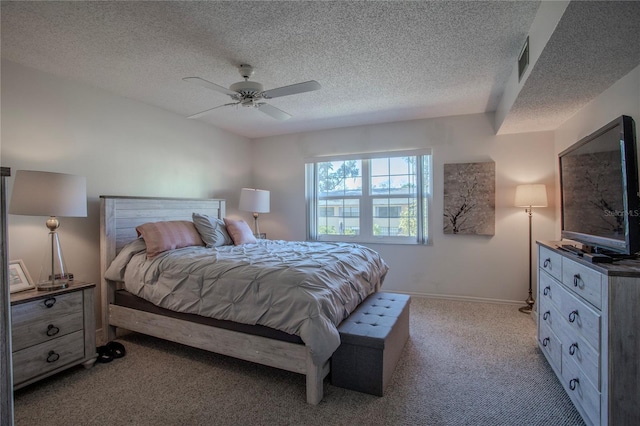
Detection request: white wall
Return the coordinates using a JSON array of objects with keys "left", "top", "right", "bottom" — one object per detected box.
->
[
  {"left": 251, "top": 113, "right": 557, "bottom": 303},
  {"left": 1, "top": 60, "right": 252, "bottom": 325}
]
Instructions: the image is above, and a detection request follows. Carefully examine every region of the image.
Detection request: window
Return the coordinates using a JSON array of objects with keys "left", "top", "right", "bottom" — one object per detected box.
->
[{"left": 306, "top": 150, "right": 431, "bottom": 244}]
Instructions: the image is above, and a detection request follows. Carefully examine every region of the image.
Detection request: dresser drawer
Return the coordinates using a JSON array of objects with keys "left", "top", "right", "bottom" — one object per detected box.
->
[
  {"left": 538, "top": 320, "right": 562, "bottom": 373},
  {"left": 539, "top": 270, "right": 562, "bottom": 310},
  {"left": 12, "top": 330, "right": 85, "bottom": 386},
  {"left": 539, "top": 246, "right": 563, "bottom": 281},
  {"left": 562, "top": 353, "right": 601, "bottom": 426},
  {"left": 12, "top": 310, "right": 84, "bottom": 352},
  {"left": 562, "top": 257, "right": 602, "bottom": 310},
  {"left": 538, "top": 295, "right": 563, "bottom": 335},
  {"left": 553, "top": 314, "right": 600, "bottom": 389},
  {"left": 11, "top": 291, "right": 83, "bottom": 328},
  {"left": 557, "top": 286, "right": 601, "bottom": 351}
]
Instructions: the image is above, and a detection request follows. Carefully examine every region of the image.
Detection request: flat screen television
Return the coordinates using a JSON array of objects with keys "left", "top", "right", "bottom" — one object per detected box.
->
[{"left": 559, "top": 115, "right": 640, "bottom": 256}]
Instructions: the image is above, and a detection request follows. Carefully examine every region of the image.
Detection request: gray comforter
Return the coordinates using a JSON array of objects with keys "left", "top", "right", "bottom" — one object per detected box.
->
[{"left": 105, "top": 239, "right": 388, "bottom": 363}]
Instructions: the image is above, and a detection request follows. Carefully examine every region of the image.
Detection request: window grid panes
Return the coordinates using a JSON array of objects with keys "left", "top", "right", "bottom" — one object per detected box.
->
[{"left": 307, "top": 152, "right": 431, "bottom": 244}]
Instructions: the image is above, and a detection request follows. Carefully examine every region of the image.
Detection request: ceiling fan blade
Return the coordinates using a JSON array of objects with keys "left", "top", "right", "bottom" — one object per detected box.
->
[
  {"left": 183, "top": 77, "right": 237, "bottom": 97},
  {"left": 187, "top": 102, "right": 238, "bottom": 119},
  {"left": 256, "top": 103, "right": 292, "bottom": 121},
  {"left": 262, "top": 80, "right": 321, "bottom": 99}
]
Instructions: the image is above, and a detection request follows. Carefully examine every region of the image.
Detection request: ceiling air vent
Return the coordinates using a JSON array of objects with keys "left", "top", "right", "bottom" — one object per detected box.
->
[{"left": 518, "top": 36, "right": 529, "bottom": 82}]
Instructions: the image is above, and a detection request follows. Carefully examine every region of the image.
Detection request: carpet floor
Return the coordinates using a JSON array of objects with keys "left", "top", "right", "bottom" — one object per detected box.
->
[{"left": 13, "top": 297, "right": 586, "bottom": 426}]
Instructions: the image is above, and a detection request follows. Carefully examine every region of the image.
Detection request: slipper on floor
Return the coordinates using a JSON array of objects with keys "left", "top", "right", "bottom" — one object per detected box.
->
[
  {"left": 106, "top": 341, "right": 126, "bottom": 358},
  {"left": 96, "top": 345, "right": 114, "bottom": 363}
]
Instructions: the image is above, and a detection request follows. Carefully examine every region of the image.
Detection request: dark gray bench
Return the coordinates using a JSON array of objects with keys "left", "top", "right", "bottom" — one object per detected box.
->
[{"left": 331, "top": 292, "right": 410, "bottom": 396}]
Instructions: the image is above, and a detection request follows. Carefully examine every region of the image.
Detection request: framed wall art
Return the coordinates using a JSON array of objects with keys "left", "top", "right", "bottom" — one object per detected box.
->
[
  {"left": 9, "top": 260, "right": 34, "bottom": 293},
  {"left": 443, "top": 161, "right": 495, "bottom": 235}
]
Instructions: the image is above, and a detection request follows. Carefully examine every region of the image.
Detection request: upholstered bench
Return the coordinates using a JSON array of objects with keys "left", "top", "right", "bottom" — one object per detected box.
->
[{"left": 331, "top": 292, "right": 410, "bottom": 396}]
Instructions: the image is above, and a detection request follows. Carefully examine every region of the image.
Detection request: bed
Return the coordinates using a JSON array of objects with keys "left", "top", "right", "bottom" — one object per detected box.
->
[{"left": 99, "top": 195, "right": 388, "bottom": 404}]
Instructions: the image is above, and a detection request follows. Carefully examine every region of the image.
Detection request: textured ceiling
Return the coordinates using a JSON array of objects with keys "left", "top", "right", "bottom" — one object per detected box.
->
[{"left": 1, "top": 1, "right": 638, "bottom": 139}]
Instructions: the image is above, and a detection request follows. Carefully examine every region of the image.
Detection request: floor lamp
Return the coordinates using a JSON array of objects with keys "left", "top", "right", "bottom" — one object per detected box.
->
[
  {"left": 239, "top": 188, "right": 270, "bottom": 236},
  {"left": 515, "top": 184, "right": 548, "bottom": 314},
  {"left": 9, "top": 170, "right": 87, "bottom": 291}
]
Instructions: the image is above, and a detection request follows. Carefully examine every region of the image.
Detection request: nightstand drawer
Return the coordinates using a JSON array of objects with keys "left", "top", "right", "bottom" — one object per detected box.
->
[
  {"left": 12, "top": 330, "right": 85, "bottom": 386},
  {"left": 562, "top": 258, "right": 602, "bottom": 310},
  {"left": 11, "top": 291, "right": 83, "bottom": 328},
  {"left": 12, "top": 310, "right": 84, "bottom": 351}
]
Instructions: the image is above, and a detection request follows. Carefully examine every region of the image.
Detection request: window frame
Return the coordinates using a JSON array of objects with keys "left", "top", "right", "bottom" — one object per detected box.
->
[{"left": 306, "top": 149, "right": 432, "bottom": 245}]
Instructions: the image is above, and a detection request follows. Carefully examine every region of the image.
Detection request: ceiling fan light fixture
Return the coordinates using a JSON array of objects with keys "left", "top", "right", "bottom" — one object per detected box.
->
[{"left": 229, "top": 80, "right": 264, "bottom": 96}]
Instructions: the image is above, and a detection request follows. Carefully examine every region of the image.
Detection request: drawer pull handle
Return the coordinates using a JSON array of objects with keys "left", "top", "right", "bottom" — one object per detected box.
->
[
  {"left": 543, "top": 311, "right": 550, "bottom": 321},
  {"left": 542, "top": 337, "right": 550, "bottom": 347},
  {"left": 46, "top": 324, "right": 60, "bottom": 337},
  {"left": 569, "top": 378, "right": 579, "bottom": 391},
  {"left": 543, "top": 258, "right": 551, "bottom": 268},
  {"left": 46, "top": 351, "right": 60, "bottom": 363},
  {"left": 44, "top": 297, "right": 56, "bottom": 308},
  {"left": 573, "top": 274, "right": 581, "bottom": 287},
  {"left": 569, "top": 343, "right": 578, "bottom": 356},
  {"left": 568, "top": 310, "right": 578, "bottom": 323},
  {"left": 543, "top": 286, "right": 550, "bottom": 296}
]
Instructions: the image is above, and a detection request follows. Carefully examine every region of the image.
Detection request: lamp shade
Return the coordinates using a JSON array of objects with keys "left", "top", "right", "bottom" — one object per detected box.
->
[
  {"left": 515, "top": 184, "right": 548, "bottom": 208},
  {"left": 239, "top": 188, "right": 270, "bottom": 213},
  {"left": 10, "top": 170, "right": 87, "bottom": 217}
]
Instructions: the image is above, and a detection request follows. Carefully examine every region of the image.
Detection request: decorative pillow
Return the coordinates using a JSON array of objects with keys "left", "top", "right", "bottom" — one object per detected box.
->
[
  {"left": 192, "top": 212, "right": 233, "bottom": 247},
  {"left": 223, "top": 218, "right": 257, "bottom": 245},
  {"left": 136, "top": 220, "right": 204, "bottom": 258}
]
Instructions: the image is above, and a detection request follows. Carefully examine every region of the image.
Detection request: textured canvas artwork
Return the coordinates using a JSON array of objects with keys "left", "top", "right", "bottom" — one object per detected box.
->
[{"left": 443, "top": 161, "right": 495, "bottom": 235}]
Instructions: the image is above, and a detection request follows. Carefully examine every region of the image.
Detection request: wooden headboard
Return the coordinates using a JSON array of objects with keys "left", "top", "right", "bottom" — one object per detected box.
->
[{"left": 99, "top": 195, "right": 226, "bottom": 340}]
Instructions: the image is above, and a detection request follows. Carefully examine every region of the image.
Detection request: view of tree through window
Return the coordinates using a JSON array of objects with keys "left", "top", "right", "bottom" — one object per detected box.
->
[{"left": 307, "top": 152, "right": 431, "bottom": 244}]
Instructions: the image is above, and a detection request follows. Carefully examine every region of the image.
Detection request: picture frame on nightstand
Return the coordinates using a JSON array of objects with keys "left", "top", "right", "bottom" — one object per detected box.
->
[{"left": 9, "top": 260, "right": 34, "bottom": 293}]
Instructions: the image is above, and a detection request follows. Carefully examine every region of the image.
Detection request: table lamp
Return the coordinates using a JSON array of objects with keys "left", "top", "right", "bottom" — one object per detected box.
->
[
  {"left": 239, "top": 188, "right": 270, "bottom": 236},
  {"left": 9, "top": 170, "right": 87, "bottom": 291}
]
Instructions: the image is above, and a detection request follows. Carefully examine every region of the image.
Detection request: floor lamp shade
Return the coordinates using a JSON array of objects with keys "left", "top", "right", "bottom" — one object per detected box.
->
[
  {"left": 239, "top": 188, "right": 270, "bottom": 235},
  {"left": 515, "top": 184, "right": 548, "bottom": 208},
  {"left": 9, "top": 170, "right": 87, "bottom": 290}
]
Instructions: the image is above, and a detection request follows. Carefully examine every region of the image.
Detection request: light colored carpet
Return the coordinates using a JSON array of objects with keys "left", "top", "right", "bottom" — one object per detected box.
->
[{"left": 13, "top": 297, "right": 585, "bottom": 426}]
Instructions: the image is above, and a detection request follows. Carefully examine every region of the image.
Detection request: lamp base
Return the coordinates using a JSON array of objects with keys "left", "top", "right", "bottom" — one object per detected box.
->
[
  {"left": 518, "top": 295, "right": 535, "bottom": 314},
  {"left": 36, "top": 279, "right": 69, "bottom": 291}
]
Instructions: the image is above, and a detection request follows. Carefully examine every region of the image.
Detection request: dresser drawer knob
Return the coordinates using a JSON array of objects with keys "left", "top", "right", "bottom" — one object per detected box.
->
[
  {"left": 543, "top": 258, "right": 551, "bottom": 268},
  {"left": 46, "top": 351, "right": 60, "bottom": 363},
  {"left": 543, "top": 286, "right": 550, "bottom": 296},
  {"left": 573, "top": 274, "right": 581, "bottom": 287},
  {"left": 568, "top": 310, "right": 578, "bottom": 323},
  {"left": 543, "top": 311, "right": 550, "bottom": 321},
  {"left": 43, "top": 297, "right": 56, "bottom": 308},
  {"left": 569, "top": 378, "right": 579, "bottom": 391},
  {"left": 542, "top": 337, "right": 550, "bottom": 347},
  {"left": 46, "top": 324, "right": 60, "bottom": 337},
  {"left": 569, "top": 343, "right": 578, "bottom": 356}
]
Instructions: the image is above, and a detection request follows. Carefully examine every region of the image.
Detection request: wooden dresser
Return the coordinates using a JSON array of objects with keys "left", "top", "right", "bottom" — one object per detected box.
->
[
  {"left": 11, "top": 282, "right": 97, "bottom": 389},
  {"left": 536, "top": 241, "right": 640, "bottom": 426}
]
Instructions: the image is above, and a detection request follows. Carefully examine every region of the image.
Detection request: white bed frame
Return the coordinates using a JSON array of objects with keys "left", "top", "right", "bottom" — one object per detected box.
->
[{"left": 99, "top": 196, "right": 329, "bottom": 404}]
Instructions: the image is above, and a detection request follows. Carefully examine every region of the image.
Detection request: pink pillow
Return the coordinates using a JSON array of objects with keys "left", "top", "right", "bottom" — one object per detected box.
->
[
  {"left": 223, "top": 218, "right": 257, "bottom": 245},
  {"left": 136, "top": 221, "right": 204, "bottom": 258}
]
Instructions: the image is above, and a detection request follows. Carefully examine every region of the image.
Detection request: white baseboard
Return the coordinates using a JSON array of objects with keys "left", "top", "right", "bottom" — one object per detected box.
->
[{"left": 382, "top": 290, "right": 525, "bottom": 306}]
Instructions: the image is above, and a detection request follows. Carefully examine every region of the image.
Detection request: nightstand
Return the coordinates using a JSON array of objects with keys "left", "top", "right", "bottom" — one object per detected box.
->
[{"left": 11, "top": 281, "right": 97, "bottom": 389}]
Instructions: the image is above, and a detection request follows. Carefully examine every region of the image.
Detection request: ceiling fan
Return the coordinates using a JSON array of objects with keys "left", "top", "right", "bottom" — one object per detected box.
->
[{"left": 183, "top": 64, "right": 321, "bottom": 121}]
